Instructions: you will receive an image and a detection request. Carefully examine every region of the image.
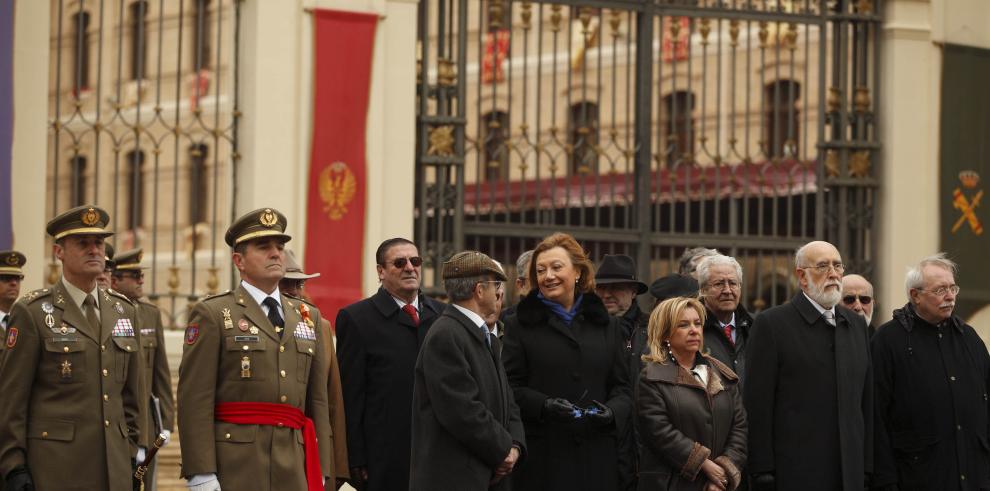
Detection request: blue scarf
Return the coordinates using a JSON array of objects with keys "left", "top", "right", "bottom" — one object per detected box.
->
[{"left": 538, "top": 292, "right": 584, "bottom": 326}]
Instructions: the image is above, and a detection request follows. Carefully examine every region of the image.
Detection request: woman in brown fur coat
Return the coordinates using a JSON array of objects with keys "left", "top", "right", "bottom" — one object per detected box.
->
[{"left": 635, "top": 297, "right": 747, "bottom": 491}]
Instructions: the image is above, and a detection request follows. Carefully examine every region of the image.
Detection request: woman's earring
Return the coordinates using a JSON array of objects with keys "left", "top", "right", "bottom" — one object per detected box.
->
[{"left": 665, "top": 340, "right": 675, "bottom": 362}]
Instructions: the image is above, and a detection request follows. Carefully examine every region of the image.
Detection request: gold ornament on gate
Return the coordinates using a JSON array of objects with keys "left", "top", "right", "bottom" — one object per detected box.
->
[
  {"left": 319, "top": 161, "right": 357, "bottom": 221},
  {"left": 81, "top": 207, "right": 100, "bottom": 226},
  {"left": 259, "top": 208, "right": 278, "bottom": 227}
]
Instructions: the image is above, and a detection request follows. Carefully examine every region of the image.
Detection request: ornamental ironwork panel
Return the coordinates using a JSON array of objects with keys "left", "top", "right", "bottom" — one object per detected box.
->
[
  {"left": 47, "top": 0, "right": 241, "bottom": 328},
  {"left": 420, "top": 0, "right": 880, "bottom": 311}
]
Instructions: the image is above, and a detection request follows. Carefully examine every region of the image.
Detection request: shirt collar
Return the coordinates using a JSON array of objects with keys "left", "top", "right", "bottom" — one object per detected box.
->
[
  {"left": 452, "top": 303, "right": 487, "bottom": 331},
  {"left": 719, "top": 311, "right": 737, "bottom": 329},
  {"left": 802, "top": 291, "right": 835, "bottom": 318},
  {"left": 392, "top": 294, "right": 420, "bottom": 311},
  {"left": 62, "top": 276, "right": 100, "bottom": 311},
  {"left": 241, "top": 280, "right": 282, "bottom": 309}
]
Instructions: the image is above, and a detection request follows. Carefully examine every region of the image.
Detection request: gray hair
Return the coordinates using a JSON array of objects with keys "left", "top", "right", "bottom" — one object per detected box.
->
[
  {"left": 515, "top": 250, "right": 534, "bottom": 280},
  {"left": 697, "top": 254, "right": 744, "bottom": 287},
  {"left": 904, "top": 252, "right": 958, "bottom": 298},
  {"left": 444, "top": 275, "right": 489, "bottom": 302},
  {"left": 794, "top": 243, "right": 812, "bottom": 267},
  {"left": 678, "top": 247, "right": 719, "bottom": 275}
]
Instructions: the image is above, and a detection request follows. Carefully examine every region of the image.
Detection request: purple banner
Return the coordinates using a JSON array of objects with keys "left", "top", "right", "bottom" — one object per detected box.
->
[{"left": 0, "top": 0, "right": 13, "bottom": 249}]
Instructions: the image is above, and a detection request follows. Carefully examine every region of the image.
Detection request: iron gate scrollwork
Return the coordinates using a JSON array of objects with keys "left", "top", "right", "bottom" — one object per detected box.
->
[{"left": 416, "top": 0, "right": 880, "bottom": 311}]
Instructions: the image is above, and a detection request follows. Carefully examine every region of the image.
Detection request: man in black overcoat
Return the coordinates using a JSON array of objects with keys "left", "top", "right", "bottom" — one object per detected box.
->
[
  {"left": 696, "top": 254, "right": 753, "bottom": 382},
  {"left": 744, "top": 240, "right": 872, "bottom": 491},
  {"left": 335, "top": 238, "right": 446, "bottom": 491},
  {"left": 871, "top": 253, "right": 990, "bottom": 491},
  {"left": 410, "top": 251, "right": 525, "bottom": 490}
]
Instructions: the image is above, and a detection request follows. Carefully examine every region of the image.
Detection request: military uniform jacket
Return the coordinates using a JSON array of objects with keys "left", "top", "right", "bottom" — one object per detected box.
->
[
  {"left": 136, "top": 299, "right": 175, "bottom": 446},
  {"left": 177, "top": 285, "right": 332, "bottom": 490},
  {"left": 0, "top": 280, "right": 143, "bottom": 491}
]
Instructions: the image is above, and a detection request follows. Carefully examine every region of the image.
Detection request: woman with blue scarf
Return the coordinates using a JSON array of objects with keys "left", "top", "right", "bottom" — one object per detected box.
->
[{"left": 503, "top": 233, "right": 632, "bottom": 490}]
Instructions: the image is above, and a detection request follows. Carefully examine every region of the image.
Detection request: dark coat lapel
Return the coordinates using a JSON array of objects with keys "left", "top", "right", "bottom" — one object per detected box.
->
[
  {"left": 234, "top": 284, "right": 280, "bottom": 342},
  {"left": 54, "top": 280, "right": 99, "bottom": 343},
  {"left": 445, "top": 305, "right": 492, "bottom": 359},
  {"left": 791, "top": 291, "right": 827, "bottom": 326}
]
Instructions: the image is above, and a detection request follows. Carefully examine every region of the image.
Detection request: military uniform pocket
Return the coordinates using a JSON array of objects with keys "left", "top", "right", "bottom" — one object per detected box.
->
[
  {"left": 215, "top": 422, "right": 258, "bottom": 443},
  {"left": 27, "top": 418, "right": 76, "bottom": 442},
  {"left": 44, "top": 337, "right": 86, "bottom": 384},
  {"left": 295, "top": 340, "right": 316, "bottom": 383},
  {"left": 112, "top": 336, "right": 139, "bottom": 383},
  {"left": 224, "top": 335, "right": 268, "bottom": 381}
]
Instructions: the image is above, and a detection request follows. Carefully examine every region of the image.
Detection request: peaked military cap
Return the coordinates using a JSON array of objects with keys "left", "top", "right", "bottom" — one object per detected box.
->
[
  {"left": 442, "top": 251, "right": 507, "bottom": 281},
  {"left": 0, "top": 250, "right": 26, "bottom": 277},
  {"left": 46, "top": 205, "right": 114, "bottom": 240},
  {"left": 225, "top": 207, "right": 292, "bottom": 247},
  {"left": 114, "top": 248, "right": 146, "bottom": 271}
]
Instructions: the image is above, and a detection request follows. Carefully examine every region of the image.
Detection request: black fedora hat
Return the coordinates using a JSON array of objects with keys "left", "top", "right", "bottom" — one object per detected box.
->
[
  {"left": 594, "top": 254, "right": 648, "bottom": 294},
  {"left": 649, "top": 273, "right": 699, "bottom": 302}
]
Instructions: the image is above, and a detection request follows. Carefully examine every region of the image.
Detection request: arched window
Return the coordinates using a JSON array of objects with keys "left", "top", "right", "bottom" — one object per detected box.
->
[{"left": 764, "top": 80, "right": 802, "bottom": 158}]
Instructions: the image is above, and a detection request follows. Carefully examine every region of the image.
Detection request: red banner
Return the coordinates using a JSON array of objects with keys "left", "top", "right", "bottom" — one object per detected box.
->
[{"left": 304, "top": 10, "right": 377, "bottom": 324}]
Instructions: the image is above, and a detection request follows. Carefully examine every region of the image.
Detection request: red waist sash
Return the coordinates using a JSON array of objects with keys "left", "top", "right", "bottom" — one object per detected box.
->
[{"left": 215, "top": 402, "right": 322, "bottom": 491}]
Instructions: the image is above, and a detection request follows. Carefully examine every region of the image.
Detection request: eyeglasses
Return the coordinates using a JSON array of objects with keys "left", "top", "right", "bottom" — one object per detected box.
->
[
  {"left": 384, "top": 256, "right": 423, "bottom": 269},
  {"left": 842, "top": 294, "right": 872, "bottom": 305},
  {"left": 480, "top": 280, "right": 504, "bottom": 290},
  {"left": 920, "top": 285, "right": 960, "bottom": 297},
  {"left": 708, "top": 279, "right": 740, "bottom": 291},
  {"left": 800, "top": 262, "right": 845, "bottom": 274},
  {"left": 0, "top": 274, "right": 23, "bottom": 282}
]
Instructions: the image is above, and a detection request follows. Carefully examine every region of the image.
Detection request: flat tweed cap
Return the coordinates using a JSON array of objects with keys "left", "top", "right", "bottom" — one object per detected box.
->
[
  {"left": 46, "top": 205, "right": 114, "bottom": 240},
  {"left": 442, "top": 251, "right": 507, "bottom": 281},
  {"left": 225, "top": 208, "right": 292, "bottom": 247}
]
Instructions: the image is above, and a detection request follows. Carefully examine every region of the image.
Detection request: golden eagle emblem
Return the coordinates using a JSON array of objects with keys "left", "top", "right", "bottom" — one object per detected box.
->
[
  {"left": 81, "top": 207, "right": 100, "bottom": 226},
  {"left": 5, "top": 254, "right": 18, "bottom": 266},
  {"left": 259, "top": 208, "right": 278, "bottom": 227},
  {"left": 319, "top": 162, "right": 357, "bottom": 221}
]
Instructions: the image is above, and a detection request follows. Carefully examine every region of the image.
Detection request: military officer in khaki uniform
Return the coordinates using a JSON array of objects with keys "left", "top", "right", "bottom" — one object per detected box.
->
[
  {"left": 112, "top": 248, "right": 175, "bottom": 491},
  {"left": 0, "top": 205, "right": 144, "bottom": 491},
  {"left": 0, "top": 250, "right": 26, "bottom": 339},
  {"left": 279, "top": 248, "right": 349, "bottom": 490},
  {"left": 178, "top": 208, "right": 333, "bottom": 491}
]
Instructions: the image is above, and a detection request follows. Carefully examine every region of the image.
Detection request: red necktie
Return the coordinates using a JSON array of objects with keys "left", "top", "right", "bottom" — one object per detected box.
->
[
  {"left": 724, "top": 324, "right": 735, "bottom": 347},
  {"left": 402, "top": 304, "right": 420, "bottom": 326}
]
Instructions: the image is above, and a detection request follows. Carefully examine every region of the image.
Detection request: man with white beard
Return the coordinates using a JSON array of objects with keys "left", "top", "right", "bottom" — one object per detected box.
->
[{"left": 744, "top": 241, "right": 873, "bottom": 491}]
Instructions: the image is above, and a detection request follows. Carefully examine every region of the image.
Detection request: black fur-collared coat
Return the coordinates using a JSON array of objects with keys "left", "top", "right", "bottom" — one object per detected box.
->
[{"left": 502, "top": 291, "right": 632, "bottom": 491}]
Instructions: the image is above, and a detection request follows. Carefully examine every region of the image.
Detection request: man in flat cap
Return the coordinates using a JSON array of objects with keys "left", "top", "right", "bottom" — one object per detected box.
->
[
  {"left": 177, "top": 208, "right": 333, "bottom": 491},
  {"left": 0, "top": 250, "right": 26, "bottom": 336},
  {"left": 112, "top": 248, "right": 175, "bottom": 491},
  {"left": 409, "top": 251, "right": 525, "bottom": 490},
  {"left": 0, "top": 205, "right": 144, "bottom": 491},
  {"left": 279, "top": 248, "right": 349, "bottom": 490}
]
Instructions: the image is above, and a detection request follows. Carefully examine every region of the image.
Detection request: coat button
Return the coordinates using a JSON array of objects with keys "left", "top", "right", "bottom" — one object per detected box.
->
[
  {"left": 101, "top": 345, "right": 106, "bottom": 352},
  {"left": 102, "top": 369, "right": 109, "bottom": 377},
  {"left": 103, "top": 394, "right": 109, "bottom": 402},
  {"left": 41, "top": 431, "right": 48, "bottom": 439},
  {"left": 571, "top": 372, "right": 580, "bottom": 380},
  {"left": 126, "top": 346, "right": 132, "bottom": 352},
  {"left": 950, "top": 376, "right": 956, "bottom": 381},
  {"left": 225, "top": 433, "right": 231, "bottom": 440},
  {"left": 63, "top": 346, "right": 69, "bottom": 353},
  {"left": 961, "top": 475, "right": 966, "bottom": 480},
  {"left": 277, "top": 422, "right": 284, "bottom": 428},
  {"left": 308, "top": 348, "right": 313, "bottom": 354},
  {"left": 104, "top": 420, "right": 110, "bottom": 427},
  {"left": 242, "top": 345, "right": 249, "bottom": 351},
  {"left": 280, "top": 395, "right": 287, "bottom": 402},
  {"left": 280, "top": 370, "right": 286, "bottom": 378},
  {"left": 279, "top": 346, "right": 285, "bottom": 353}
]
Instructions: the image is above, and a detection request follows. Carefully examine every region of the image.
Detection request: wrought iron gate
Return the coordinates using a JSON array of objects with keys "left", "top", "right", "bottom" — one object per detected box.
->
[
  {"left": 415, "top": 0, "right": 880, "bottom": 311},
  {"left": 47, "top": 0, "right": 241, "bottom": 328}
]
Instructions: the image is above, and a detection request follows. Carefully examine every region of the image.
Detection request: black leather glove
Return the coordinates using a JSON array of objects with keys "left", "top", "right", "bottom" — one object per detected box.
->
[
  {"left": 5, "top": 466, "right": 35, "bottom": 491},
  {"left": 751, "top": 472, "right": 775, "bottom": 491},
  {"left": 587, "top": 400, "right": 614, "bottom": 426},
  {"left": 542, "top": 397, "right": 578, "bottom": 422}
]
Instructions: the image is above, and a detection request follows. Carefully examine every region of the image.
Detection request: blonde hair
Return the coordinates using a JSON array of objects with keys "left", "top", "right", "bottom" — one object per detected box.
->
[{"left": 642, "top": 296, "right": 707, "bottom": 364}]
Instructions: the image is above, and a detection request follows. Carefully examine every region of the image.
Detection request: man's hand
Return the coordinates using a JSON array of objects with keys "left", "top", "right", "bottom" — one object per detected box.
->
[
  {"left": 161, "top": 429, "right": 172, "bottom": 447},
  {"left": 491, "top": 446, "right": 521, "bottom": 484},
  {"left": 542, "top": 397, "right": 578, "bottom": 422},
  {"left": 5, "top": 466, "right": 34, "bottom": 491},
  {"left": 186, "top": 474, "right": 221, "bottom": 491}
]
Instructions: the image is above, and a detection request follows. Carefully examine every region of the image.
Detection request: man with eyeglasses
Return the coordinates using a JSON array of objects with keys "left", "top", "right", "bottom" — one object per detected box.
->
[
  {"left": 841, "top": 274, "right": 876, "bottom": 335},
  {"left": 111, "top": 248, "right": 175, "bottom": 491},
  {"left": 335, "top": 238, "right": 445, "bottom": 491},
  {"left": 745, "top": 240, "right": 872, "bottom": 491},
  {"left": 409, "top": 251, "right": 525, "bottom": 490},
  {"left": 870, "top": 253, "right": 990, "bottom": 491},
  {"left": 697, "top": 254, "right": 753, "bottom": 383}
]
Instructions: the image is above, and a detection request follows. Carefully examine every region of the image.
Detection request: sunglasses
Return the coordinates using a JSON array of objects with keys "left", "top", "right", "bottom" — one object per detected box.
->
[
  {"left": 384, "top": 256, "right": 423, "bottom": 269},
  {"left": 842, "top": 294, "right": 872, "bottom": 305},
  {"left": 117, "top": 271, "right": 145, "bottom": 280}
]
